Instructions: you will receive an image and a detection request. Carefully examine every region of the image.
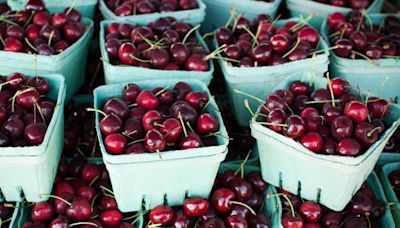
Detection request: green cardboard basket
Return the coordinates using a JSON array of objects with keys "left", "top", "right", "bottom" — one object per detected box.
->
[
  {"left": 0, "top": 18, "right": 93, "bottom": 101},
  {"left": 7, "top": 0, "right": 98, "bottom": 19},
  {"left": 218, "top": 163, "right": 282, "bottom": 228},
  {"left": 100, "top": 20, "right": 214, "bottom": 86},
  {"left": 321, "top": 14, "right": 400, "bottom": 102},
  {"left": 376, "top": 152, "right": 400, "bottom": 173},
  {"left": 250, "top": 72, "right": 400, "bottom": 211},
  {"left": 216, "top": 18, "right": 330, "bottom": 126},
  {"left": 201, "top": 0, "right": 282, "bottom": 33},
  {"left": 286, "top": 0, "right": 384, "bottom": 30},
  {"left": 99, "top": 0, "right": 206, "bottom": 25},
  {"left": 0, "top": 74, "right": 66, "bottom": 202},
  {"left": 94, "top": 79, "right": 229, "bottom": 212},
  {"left": 381, "top": 162, "right": 400, "bottom": 226}
]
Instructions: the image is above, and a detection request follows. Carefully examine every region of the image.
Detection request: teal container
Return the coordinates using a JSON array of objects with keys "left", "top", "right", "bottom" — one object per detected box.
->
[
  {"left": 94, "top": 79, "right": 229, "bottom": 212},
  {"left": 0, "top": 18, "right": 93, "bottom": 101},
  {"left": 99, "top": 0, "right": 206, "bottom": 25},
  {"left": 7, "top": 0, "right": 98, "bottom": 19},
  {"left": 286, "top": 0, "right": 384, "bottom": 30},
  {"left": 376, "top": 153, "right": 400, "bottom": 172},
  {"left": 0, "top": 74, "right": 66, "bottom": 202},
  {"left": 100, "top": 20, "right": 214, "bottom": 86},
  {"left": 250, "top": 72, "right": 400, "bottom": 211},
  {"left": 201, "top": 0, "right": 282, "bottom": 33},
  {"left": 321, "top": 14, "right": 400, "bottom": 102},
  {"left": 218, "top": 164, "right": 282, "bottom": 228},
  {"left": 71, "top": 94, "right": 93, "bottom": 106},
  {"left": 381, "top": 162, "right": 400, "bottom": 226},
  {"left": 217, "top": 18, "right": 330, "bottom": 126}
]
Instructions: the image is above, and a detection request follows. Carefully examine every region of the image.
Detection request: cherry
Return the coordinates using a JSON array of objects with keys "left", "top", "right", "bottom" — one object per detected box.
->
[
  {"left": 28, "top": 77, "right": 50, "bottom": 95},
  {"left": 300, "top": 132, "right": 323, "bottom": 153},
  {"left": 185, "top": 91, "right": 208, "bottom": 110},
  {"left": 321, "top": 210, "right": 342, "bottom": 227},
  {"left": 349, "top": 31, "right": 367, "bottom": 51},
  {"left": 183, "top": 196, "right": 209, "bottom": 217},
  {"left": 24, "top": 123, "right": 47, "bottom": 145},
  {"left": 282, "top": 212, "right": 304, "bottom": 228},
  {"left": 334, "top": 39, "right": 353, "bottom": 58},
  {"left": 170, "top": 43, "right": 190, "bottom": 65},
  {"left": 269, "top": 34, "right": 290, "bottom": 54},
  {"left": 331, "top": 116, "right": 353, "bottom": 141},
  {"left": 350, "top": 193, "right": 372, "bottom": 215},
  {"left": 100, "top": 114, "right": 122, "bottom": 136},
  {"left": 272, "top": 90, "right": 294, "bottom": 105},
  {"left": 328, "top": 12, "right": 345, "bottom": 30},
  {"left": 202, "top": 218, "right": 226, "bottom": 228},
  {"left": 265, "top": 109, "right": 287, "bottom": 133},
  {"left": 248, "top": 213, "right": 271, "bottom": 228},
  {"left": 103, "top": 98, "right": 129, "bottom": 119},
  {"left": 180, "top": 132, "right": 202, "bottom": 149},
  {"left": 283, "top": 116, "right": 306, "bottom": 139},
  {"left": 245, "top": 172, "right": 268, "bottom": 193},
  {"left": 170, "top": 101, "right": 198, "bottom": 126},
  {"left": 389, "top": 170, "right": 400, "bottom": 188},
  {"left": 289, "top": 81, "right": 310, "bottom": 96},
  {"left": 172, "top": 211, "right": 193, "bottom": 228},
  {"left": 137, "top": 90, "right": 159, "bottom": 110},
  {"left": 230, "top": 204, "right": 250, "bottom": 219},
  {"left": 49, "top": 216, "right": 69, "bottom": 227},
  {"left": 118, "top": 43, "right": 138, "bottom": 65},
  {"left": 262, "top": 95, "right": 286, "bottom": 114},
  {"left": 104, "top": 133, "right": 127, "bottom": 155},
  {"left": 99, "top": 209, "right": 123, "bottom": 227},
  {"left": 150, "top": 205, "right": 174, "bottom": 226},
  {"left": 216, "top": 27, "right": 234, "bottom": 45},
  {"left": 336, "top": 138, "right": 361, "bottom": 156},
  {"left": 31, "top": 201, "right": 54, "bottom": 222},
  {"left": 2, "top": 117, "right": 25, "bottom": 140},
  {"left": 22, "top": 221, "right": 46, "bottom": 228},
  {"left": 142, "top": 110, "right": 163, "bottom": 131},
  {"left": 66, "top": 197, "right": 92, "bottom": 221},
  {"left": 211, "top": 188, "right": 236, "bottom": 213},
  {"left": 144, "top": 129, "right": 166, "bottom": 152},
  {"left": 4, "top": 37, "right": 23, "bottom": 52},
  {"left": 63, "top": 21, "right": 84, "bottom": 42},
  {"left": 226, "top": 215, "right": 248, "bottom": 228},
  {"left": 229, "top": 178, "right": 253, "bottom": 201},
  {"left": 344, "top": 101, "right": 368, "bottom": 123},
  {"left": 81, "top": 163, "right": 100, "bottom": 184},
  {"left": 322, "top": 104, "right": 342, "bottom": 125},
  {"left": 322, "top": 137, "right": 336, "bottom": 155},
  {"left": 123, "top": 84, "right": 141, "bottom": 104},
  {"left": 329, "top": 78, "right": 350, "bottom": 97},
  {"left": 197, "top": 113, "right": 219, "bottom": 135},
  {"left": 160, "top": 118, "right": 182, "bottom": 143},
  {"left": 297, "top": 27, "right": 319, "bottom": 46},
  {"left": 185, "top": 54, "right": 208, "bottom": 71},
  {"left": 354, "top": 122, "right": 379, "bottom": 148},
  {"left": 367, "top": 98, "right": 389, "bottom": 119},
  {"left": 299, "top": 201, "right": 322, "bottom": 223},
  {"left": 250, "top": 43, "right": 272, "bottom": 63}
]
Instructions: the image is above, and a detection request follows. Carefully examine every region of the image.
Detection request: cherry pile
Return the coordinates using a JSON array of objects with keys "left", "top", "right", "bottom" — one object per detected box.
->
[
  {"left": 0, "top": 0, "right": 85, "bottom": 55},
  {"left": 0, "top": 73, "right": 57, "bottom": 147},
  {"left": 22, "top": 154, "right": 139, "bottom": 228},
  {"left": 0, "top": 202, "right": 16, "bottom": 227},
  {"left": 389, "top": 168, "right": 400, "bottom": 199},
  {"left": 276, "top": 181, "right": 386, "bottom": 228},
  {"left": 96, "top": 81, "right": 220, "bottom": 155},
  {"left": 215, "top": 14, "right": 322, "bottom": 67},
  {"left": 105, "top": 0, "right": 199, "bottom": 17},
  {"left": 313, "top": 0, "right": 373, "bottom": 9},
  {"left": 328, "top": 11, "right": 400, "bottom": 59},
  {"left": 145, "top": 169, "right": 270, "bottom": 228},
  {"left": 64, "top": 100, "right": 100, "bottom": 157},
  {"left": 256, "top": 77, "right": 390, "bottom": 157},
  {"left": 104, "top": 17, "right": 211, "bottom": 71}
]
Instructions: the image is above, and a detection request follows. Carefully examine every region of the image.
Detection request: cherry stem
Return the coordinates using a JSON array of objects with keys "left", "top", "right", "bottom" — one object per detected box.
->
[
  {"left": 128, "top": 103, "right": 138, "bottom": 108},
  {"left": 230, "top": 201, "right": 256, "bottom": 215},
  {"left": 201, "top": 95, "right": 214, "bottom": 113},
  {"left": 86, "top": 108, "right": 107, "bottom": 117},
  {"left": 23, "top": 11, "right": 35, "bottom": 29},
  {"left": 382, "top": 55, "right": 400, "bottom": 59},
  {"left": 132, "top": 0, "right": 137, "bottom": 15},
  {"left": 202, "top": 132, "right": 232, "bottom": 140},
  {"left": 129, "top": 54, "right": 151, "bottom": 63},
  {"left": 351, "top": 50, "right": 379, "bottom": 66},
  {"left": 182, "top": 24, "right": 201, "bottom": 44},
  {"left": 91, "top": 192, "right": 101, "bottom": 211},
  {"left": 242, "top": 26, "right": 259, "bottom": 46},
  {"left": 234, "top": 89, "right": 264, "bottom": 104},
  {"left": 69, "top": 222, "right": 98, "bottom": 227},
  {"left": 329, "top": 31, "right": 340, "bottom": 38},
  {"left": 232, "top": 13, "right": 243, "bottom": 33},
  {"left": 305, "top": 99, "right": 340, "bottom": 104},
  {"left": 48, "top": 31, "right": 55, "bottom": 46},
  {"left": 225, "top": 6, "right": 236, "bottom": 27},
  {"left": 11, "top": 87, "right": 36, "bottom": 112},
  {"left": 154, "top": 86, "right": 171, "bottom": 97},
  {"left": 244, "top": 99, "right": 255, "bottom": 117},
  {"left": 35, "top": 101, "right": 46, "bottom": 124},
  {"left": 156, "top": 149, "right": 163, "bottom": 160},
  {"left": 266, "top": 193, "right": 295, "bottom": 217},
  {"left": 91, "top": 134, "right": 98, "bottom": 157},
  {"left": 0, "top": 78, "right": 23, "bottom": 92},
  {"left": 89, "top": 176, "right": 99, "bottom": 186},
  {"left": 100, "top": 185, "right": 115, "bottom": 196},
  {"left": 367, "top": 127, "right": 380, "bottom": 137},
  {"left": 40, "top": 194, "right": 72, "bottom": 206},
  {"left": 25, "top": 38, "right": 38, "bottom": 52},
  {"left": 186, "top": 121, "right": 195, "bottom": 133},
  {"left": 290, "top": 13, "right": 315, "bottom": 32},
  {"left": 283, "top": 37, "right": 301, "bottom": 59},
  {"left": 361, "top": 10, "right": 374, "bottom": 32},
  {"left": 0, "top": 36, "right": 5, "bottom": 46},
  {"left": 308, "top": 45, "right": 338, "bottom": 56},
  {"left": 202, "top": 32, "right": 214, "bottom": 40},
  {"left": 178, "top": 112, "right": 188, "bottom": 137},
  {"left": 234, "top": 149, "right": 252, "bottom": 178},
  {"left": 285, "top": 103, "right": 294, "bottom": 115},
  {"left": 326, "top": 72, "right": 336, "bottom": 107},
  {"left": 66, "top": 0, "right": 79, "bottom": 16}
]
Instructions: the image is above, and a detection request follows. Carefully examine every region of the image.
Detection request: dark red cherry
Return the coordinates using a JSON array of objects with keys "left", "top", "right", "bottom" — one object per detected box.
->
[
  {"left": 299, "top": 201, "right": 322, "bottom": 223},
  {"left": 183, "top": 197, "right": 210, "bottom": 217},
  {"left": 336, "top": 138, "right": 361, "bottom": 156},
  {"left": 283, "top": 115, "right": 306, "bottom": 139},
  {"left": 150, "top": 205, "right": 174, "bottom": 226},
  {"left": 344, "top": 101, "right": 368, "bottom": 123}
]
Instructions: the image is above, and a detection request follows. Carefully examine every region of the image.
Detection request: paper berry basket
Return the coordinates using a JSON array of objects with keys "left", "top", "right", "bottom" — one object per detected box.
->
[
  {"left": 94, "top": 79, "right": 229, "bottom": 212},
  {"left": 0, "top": 74, "right": 66, "bottom": 202},
  {"left": 285, "top": 0, "right": 384, "bottom": 30},
  {"left": 380, "top": 162, "right": 400, "bottom": 225},
  {"left": 321, "top": 14, "right": 400, "bottom": 102},
  {"left": 250, "top": 72, "right": 400, "bottom": 211}
]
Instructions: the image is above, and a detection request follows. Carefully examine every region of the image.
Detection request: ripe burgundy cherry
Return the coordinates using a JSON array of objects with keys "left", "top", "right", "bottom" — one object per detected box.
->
[
  {"left": 149, "top": 205, "right": 174, "bottom": 226},
  {"left": 183, "top": 197, "right": 210, "bottom": 217}
]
